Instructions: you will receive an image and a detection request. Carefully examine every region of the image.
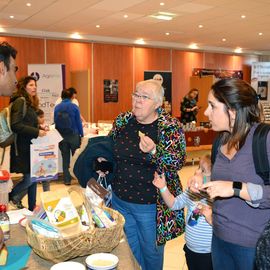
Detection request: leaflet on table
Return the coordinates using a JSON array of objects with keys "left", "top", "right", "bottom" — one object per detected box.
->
[
  {"left": 30, "top": 143, "right": 58, "bottom": 182},
  {"left": 7, "top": 208, "right": 33, "bottom": 224},
  {"left": 31, "top": 129, "right": 63, "bottom": 145}
]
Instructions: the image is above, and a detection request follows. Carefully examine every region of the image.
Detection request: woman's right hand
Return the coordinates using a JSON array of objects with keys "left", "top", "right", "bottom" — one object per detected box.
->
[{"left": 38, "top": 130, "right": 47, "bottom": 137}]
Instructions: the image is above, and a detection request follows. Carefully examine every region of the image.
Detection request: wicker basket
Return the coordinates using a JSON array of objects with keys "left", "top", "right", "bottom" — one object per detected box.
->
[{"left": 26, "top": 200, "right": 125, "bottom": 262}]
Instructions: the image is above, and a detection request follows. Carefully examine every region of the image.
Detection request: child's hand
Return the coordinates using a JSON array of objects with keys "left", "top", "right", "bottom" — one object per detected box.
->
[
  {"left": 197, "top": 203, "right": 212, "bottom": 225},
  {"left": 152, "top": 172, "right": 166, "bottom": 189},
  {"left": 188, "top": 170, "right": 204, "bottom": 193}
]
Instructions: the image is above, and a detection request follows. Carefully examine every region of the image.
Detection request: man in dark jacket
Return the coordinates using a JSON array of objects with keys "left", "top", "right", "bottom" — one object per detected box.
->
[
  {"left": 54, "top": 88, "right": 83, "bottom": 185},
  {"left": 0, "top": 42, "right": 18, "bottom": 96}
]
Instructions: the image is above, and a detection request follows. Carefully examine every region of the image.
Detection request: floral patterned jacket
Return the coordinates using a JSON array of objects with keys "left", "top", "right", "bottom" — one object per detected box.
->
[{"left": 109, "top": 108, "right": 186, "bottom": 245}]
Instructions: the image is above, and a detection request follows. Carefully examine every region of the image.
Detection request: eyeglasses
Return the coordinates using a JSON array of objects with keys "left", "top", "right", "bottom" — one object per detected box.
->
[{"left": 132, "top": 92, "right": 152, "bottom": 101}]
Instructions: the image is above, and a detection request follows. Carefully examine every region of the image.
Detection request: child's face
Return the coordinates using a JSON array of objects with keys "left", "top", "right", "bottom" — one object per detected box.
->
[
  {"left": 38, "top": 115, "right": 45, "bottom": 124},
  {"left": 199, "top": 158, "right": 211, "bottom": 175}
]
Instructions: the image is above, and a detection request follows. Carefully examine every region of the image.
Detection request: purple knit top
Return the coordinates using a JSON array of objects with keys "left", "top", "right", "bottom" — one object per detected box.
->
[{"left": 212, "top": 124, "right": 270, "bottom": 248}]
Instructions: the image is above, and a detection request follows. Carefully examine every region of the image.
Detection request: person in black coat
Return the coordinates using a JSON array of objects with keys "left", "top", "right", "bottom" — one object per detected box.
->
[
  {"left": 9, "top": 76, "right": 46, "bottom": 210},
  {"left": 180, "top": 88, "right": 199, "bottom": 124}
]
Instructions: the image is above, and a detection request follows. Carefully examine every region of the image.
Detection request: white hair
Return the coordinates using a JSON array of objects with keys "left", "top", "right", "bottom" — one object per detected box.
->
[{"left": 136, "top": 79, "right": 164, "bottom": 105}]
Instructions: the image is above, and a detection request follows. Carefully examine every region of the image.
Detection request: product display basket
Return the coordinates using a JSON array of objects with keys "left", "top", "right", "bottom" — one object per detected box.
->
[{"left": 25, "top": 188, "right": 125, "bottom": 263}]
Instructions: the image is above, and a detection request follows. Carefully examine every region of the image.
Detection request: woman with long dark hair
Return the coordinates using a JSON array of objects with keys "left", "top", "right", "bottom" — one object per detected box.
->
[
  {"left": 9, "top": 76, "right": 46, "bottom": 210},
  {"left": 190, "top": 79, "right": 270, "bottom": 270}
]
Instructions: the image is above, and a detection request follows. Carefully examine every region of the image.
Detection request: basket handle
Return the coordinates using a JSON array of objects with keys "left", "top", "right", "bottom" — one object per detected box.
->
[{"left": 67, "top": 186, "right": 85, "bottom": 208}]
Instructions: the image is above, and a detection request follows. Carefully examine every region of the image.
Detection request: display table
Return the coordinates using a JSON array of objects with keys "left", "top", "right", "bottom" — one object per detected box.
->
[
  {"left": 8, "top": 224, "right": 140, "bottom": 269},
  {"left": 184, "top": 129, "right": 216, "bottom": 165},
  {"left": 184, "top": 129, "right": 216, "bottom": 147}
]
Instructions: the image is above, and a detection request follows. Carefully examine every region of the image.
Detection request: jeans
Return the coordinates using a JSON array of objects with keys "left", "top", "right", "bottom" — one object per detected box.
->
[
  {"left": 212, "top": 234, "right": 256, "bottom": 270},
  {"left": 17, "top": 180, "right": 50, "bottom": 205},
  {"left": 112, "top": 193, "right": 164, "bottom": 270},
  {"left": 9, "top": 173, "right": 37, "bottom": 211},
  {"left": 59, "top": 133, "right": 81, "bottom": 184}
]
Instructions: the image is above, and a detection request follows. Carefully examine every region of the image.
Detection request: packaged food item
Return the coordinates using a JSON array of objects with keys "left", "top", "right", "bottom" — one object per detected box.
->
[
  {"left": 138, "top": 131, "right": 145, "bottom": 138},
  {"left": 0, "top": 205, "right": 9, "bottom": 241},
  {"left": 91, "top": 206, "right": 116, "bottom": 228},
  {"left": 40, "top": 190, "right": 82, "bottom": 237},
  {"left": 0, "top": 244, "right": 8, "bottom": 266},
  {"left": 79, "top": 204, "right": 90, "bottom": 230},
  {"left": 28, "top": 217, "right": 61, "bottom": 238}
]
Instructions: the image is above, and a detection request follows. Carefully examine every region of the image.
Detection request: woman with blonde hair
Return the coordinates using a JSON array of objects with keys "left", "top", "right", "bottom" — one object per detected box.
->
[
  {"left": 180, "top": 88, "right": 199, "bottom": 124},
  {"left": 9, "top": 76, "right": 46, "bottom": 210}
]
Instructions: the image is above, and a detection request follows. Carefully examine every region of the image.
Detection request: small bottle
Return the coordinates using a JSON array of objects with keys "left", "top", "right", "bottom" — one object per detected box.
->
[{"left": 0, "top": 204, "right": 10, "bottom": 241}]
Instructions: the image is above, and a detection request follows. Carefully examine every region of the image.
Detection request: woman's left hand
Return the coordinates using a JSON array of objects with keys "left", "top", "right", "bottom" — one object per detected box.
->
[
  {"left": 201, "top": 181, "right": 233, "bottom": 199},
  {"left": 139, "top": 135, "right": 156, "bottom": 154}
]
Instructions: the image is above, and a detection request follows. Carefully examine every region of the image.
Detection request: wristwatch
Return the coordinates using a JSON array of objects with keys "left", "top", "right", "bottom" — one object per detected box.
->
[{"left": 233, "top": 181, "right": 242, "bottom": 197}]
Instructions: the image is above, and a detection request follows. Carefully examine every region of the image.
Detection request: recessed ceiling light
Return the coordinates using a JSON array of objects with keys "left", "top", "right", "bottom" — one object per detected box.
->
[
  {"left": 150, "top": 12, "right": 177, "bottom": 21},
  {"left": 96, "top": 25, "right": 100, "bottom": 28},
  {"left": 234, "top": 47, "right": 242, "bottom": 53},
  {"left": 259, "top": 32, "right": 263, "bottom": 36},
  {"left": 241, "top": 15, "right": 246, "bottom": 19},
  {"left": 160, "top": 2, "right": 165, "bottom": 6},
  {"left": 165, "top": 32, "right": 170, "bottom": 36},
  {"left": 9, "top": 15, "right": 14, "bottom": 19},
  {"left": 26, "top": 3, "right": 31, "bottom": 7},
  {"left": 123, "top": 14, "right": 128, "bottom": 18},
  {"left": 198, "top": 24, "right": 203, "bottom": 28},
  {"left": 70, "top": 33, "right": 82, "bottom": 39},
  {"left": 222, "top": 38, "right": 226, "bottom": 42},
  {"left": 189, "top": 43, "right": 198, "bottom": 49},
  {"left": 135, "top": 38, "right": 145, "bottom": 45}
]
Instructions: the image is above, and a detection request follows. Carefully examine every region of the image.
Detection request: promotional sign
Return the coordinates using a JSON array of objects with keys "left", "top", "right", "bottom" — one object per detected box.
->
[
  {"left": 104, "top": 79, "right": 118, "bottom": 102},
  {"left": 192, "top": 68, "right": 243, "bottom": 80},
  {"left": 28, "top": 64, "right": 65, "bottom": 124},
  {"left": 30, "top": 143, "right": 58, "bottom": 182},
  {"left": 251, "top": 62, "right": 270, "bottom": 101}
]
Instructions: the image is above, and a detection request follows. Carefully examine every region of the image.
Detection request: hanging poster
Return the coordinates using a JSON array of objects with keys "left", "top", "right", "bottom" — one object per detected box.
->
[
  {"left": 104, "top": 79, "right": 118, "bottom": 102},
  {"left": 251, "top": 62, "right": 270, "bottom": 101},
  {"left": 144, "top": 71, "right": 172, "bottom": 114},
  {"left": 28, "top": 64, "right": 65, "bottom": 124},
  {"left": 30, "top": 143, "right": 58, "bottom": 182}
]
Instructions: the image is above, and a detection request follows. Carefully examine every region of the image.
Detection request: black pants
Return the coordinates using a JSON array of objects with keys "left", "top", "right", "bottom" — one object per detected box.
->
[{"left": 184, "top": 244, "right": 213, "bottom": 270}]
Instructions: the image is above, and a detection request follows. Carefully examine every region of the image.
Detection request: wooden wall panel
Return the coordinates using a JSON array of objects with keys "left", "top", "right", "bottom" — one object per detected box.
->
[
  {"left": 172, "top": 50, "right": 204, "bottom": 118},
  {"left": 134, "top": 47, "right": 171, "bottom": 84},
  {"left": 93, "top": 43, "right": 133, "bottom": 122},
  {"left": 46, "top": 40, "right": 92, "bottom": 121},
  {"left": 204, "top": 53, "right": 244, "bottom": 70},
  {"left": 0, "top": 35, "right": 260, "bottom": 124},
  {"left": 0, "top": 36, "right": 45, "bottom": 109},
  {"left": 71, "top": 70, "right": 90, "bottom": 121},
  {"left": 46, "top": 40, "right": 92, "bottom": 87}
]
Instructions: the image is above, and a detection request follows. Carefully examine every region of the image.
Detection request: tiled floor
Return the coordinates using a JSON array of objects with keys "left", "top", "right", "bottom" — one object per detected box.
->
[{"left": 18, "top": 164, "right": 198, "bottom": 270}]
